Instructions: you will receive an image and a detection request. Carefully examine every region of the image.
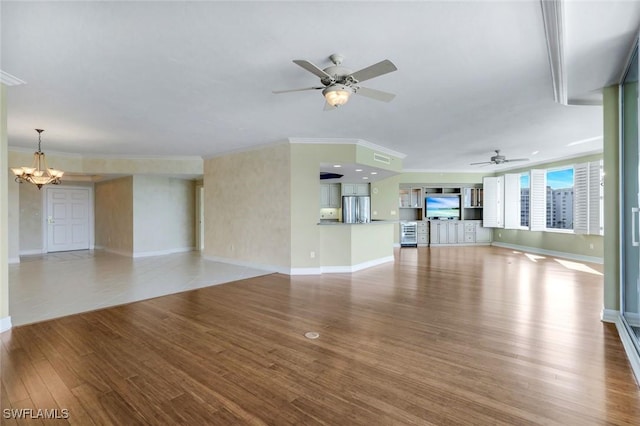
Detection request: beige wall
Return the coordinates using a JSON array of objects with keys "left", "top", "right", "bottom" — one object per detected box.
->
[
  {"left": 290, "top": 143, "right": 356, "bottom": 269},
  {"left": 203, "top": 142, "right": 402, "bottom": 271},
  {"left": 133, "top": 176, "right": 195, "bottom": 255},
  {"left": 7, "top": 172, "right": 19, "bottom": 262},
  {"left": 204, "top": 143, "right": 292, "bottom": 270},
  {"left": 289, "top": 143, "right": 403, "bottom": 269},
  {"left": 1, "top": 84, "right": 9, "bottom": 321},
  {"left": 95, "top": 177, "right": 134, "bottom": 255},
  {"left": 355, "top": 145, "right": 403, "bottom": 172},
  {"left": 603, "top": 85, "right": 620, "bottom": 311},
  {"left": 493, "top": 229, "right": 603, "bottom": 258},
  {"left": 350, "top": 223, "right": 394, "bottom": 264},
  {"left": 318, "top": 224, "right": 394, "bottom": 267},
  {"left": 8, "top": 150, "right": 203, "bottom": 176},
  {"left": 18, "top": 183, "right": 44, "bottom": 253}
]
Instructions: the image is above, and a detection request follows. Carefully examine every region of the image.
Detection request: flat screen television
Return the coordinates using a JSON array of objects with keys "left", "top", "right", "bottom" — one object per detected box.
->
[{"left": 425, "top": 195, "right": 460, "bottom": 220}]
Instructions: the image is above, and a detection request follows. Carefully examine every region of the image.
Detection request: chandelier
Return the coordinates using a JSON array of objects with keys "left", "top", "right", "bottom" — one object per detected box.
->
[{"left": 11, "top": 129, "right": 64, "bottom": 189}]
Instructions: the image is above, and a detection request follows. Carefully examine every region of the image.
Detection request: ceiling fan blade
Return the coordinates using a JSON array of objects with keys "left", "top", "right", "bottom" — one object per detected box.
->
[
  {"left": 272, "top": 87, "right": 324, "bottom": 94},
  {"left": 356, "top": 86, "right": 396, "bottom": 103},
  {"left": 470, "top": 161, "right": 493, "bottom": 165},
  {"left": 293, "top": 60, "right": 332, "bottom": 79},
  {"left": 323, "top": 102, "right": 337, "bottom": 111},
  {"left": 349, "top": 59, "right": 397, "bottom": 83},
  {"left": 504, "top": 158, "right": 530, "bottom": 162}
]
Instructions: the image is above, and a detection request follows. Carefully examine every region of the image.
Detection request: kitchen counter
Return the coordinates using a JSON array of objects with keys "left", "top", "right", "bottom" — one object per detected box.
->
[{"left": 318, "top": 221, "right": 394, "bottom": 272}]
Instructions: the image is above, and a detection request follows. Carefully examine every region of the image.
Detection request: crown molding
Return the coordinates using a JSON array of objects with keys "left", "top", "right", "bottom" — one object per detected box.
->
[
  {"left": 201, "top": 139, "right": 290, "bottom": 160},
  {"left": 8, "top": 146, "right": 202, "bottom": 161},
  {"left": 288, "top": 137, "right": 407, "bottom": 159},
  {"left": 540, "top": 0, "right": 567, "bottom": 105},
  {"left": 0, "top": 70, "right": 26, "bottom": 86}
]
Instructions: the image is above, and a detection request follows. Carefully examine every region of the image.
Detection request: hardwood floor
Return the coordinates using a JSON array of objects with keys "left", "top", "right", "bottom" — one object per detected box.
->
[{"left": 2, "top": 246, "right": 639, "bottom": 425}]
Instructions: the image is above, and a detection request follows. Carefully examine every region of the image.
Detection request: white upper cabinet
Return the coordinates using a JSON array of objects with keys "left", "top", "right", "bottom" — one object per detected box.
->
[
  {"left": 342, "top": 183, "right": 370, "bottom": 196},
  {"left": 320, "top": 183, "right": 341, "bottom": 208}
]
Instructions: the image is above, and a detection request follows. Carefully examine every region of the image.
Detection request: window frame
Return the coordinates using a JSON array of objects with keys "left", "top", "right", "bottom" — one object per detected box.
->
[{"left": 544, "top": 166, "right": 575, "bottom": 233}]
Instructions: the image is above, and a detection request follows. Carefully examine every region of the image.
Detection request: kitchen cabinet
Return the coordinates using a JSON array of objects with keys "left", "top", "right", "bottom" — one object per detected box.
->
[
  {"left": 430, "top": 221, "right": 461, "bottom": 244},
  {"left": 399, "top": 187, "right": 422, "bottom": 208},
  {"left": 428, "top": 220, "right": 490, "bottom": 245},
  {"left": 475, "top": 224, "right": 493, "bottom": 243},
  {"left": 320, "top": 183, "right": 341, "bottom": 208},
  {"left": 342, "top": 183, "right": 370, "bottom": 196},
  {"left": 417, "top": 221, "right": 428, "bottom": 245}
]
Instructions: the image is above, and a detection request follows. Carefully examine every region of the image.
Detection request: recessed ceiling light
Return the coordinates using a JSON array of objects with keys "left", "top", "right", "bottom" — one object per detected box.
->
[
  {"left": 370, "top": 172, "right": 377, "bottom": 175},
  {"left": 532, "top": 151, "right": 539, "bottom": 155},
  {"left": 363, "top": 177, "right": 369, "bottom": 180},
  {"left": 333, "top": 164, "right": 341, "bottom": 168},
  {"left": 355, "top": 169, "right": 363, "bottom": 172}
]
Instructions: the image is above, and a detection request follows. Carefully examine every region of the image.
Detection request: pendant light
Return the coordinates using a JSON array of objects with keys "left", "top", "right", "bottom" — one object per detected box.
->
[{"left": 11, "top": 129, "right": 64, "bottom": 189}]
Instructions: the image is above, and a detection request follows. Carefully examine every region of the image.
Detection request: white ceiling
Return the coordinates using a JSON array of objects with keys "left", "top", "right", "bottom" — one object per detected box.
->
[{"left": 2, "top": 1, "right": 638, "bottom": 172}]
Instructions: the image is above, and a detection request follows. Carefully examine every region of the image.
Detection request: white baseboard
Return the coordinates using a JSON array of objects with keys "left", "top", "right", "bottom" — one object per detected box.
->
[
  {"left": 19, "top": 249, "right": 45, "bottom": 256},
  {"left": 491, "top": 242, "right": 603, "bottom": 264},
  {"left": 393, "top": 243, "right": 401, "bottom": 248},
  {"left": 8, "top": 257, "right": 20, "bottom": 264},
  {"left": 601, "top": 308, "right": 619, "bottom": 323},
  {"left": 101, "top": 247, "right": 133, "bottom": 257},
  {"left": 319, "top": 255, "right": 395, "bottom": 274},
  {"left": 615, "top": 316, "right": 640, "bottom": 386},
  {"left": 290, "top": 267, "right": 323, "bottom": 275},
  {"left": 429, "top": 243, "right": 491, "bottom": 247},
  {"left": 202, "top": 254, "right": 395, "bottom": 276},
  {"left": 132, "top": 246, "right": 195, "bottom": 258},
  {"left": 0, "top": 316, "right": 12, "bottom": 333},
  {"left": 202, "top": 254, "right": 284, "bottom": 274}
]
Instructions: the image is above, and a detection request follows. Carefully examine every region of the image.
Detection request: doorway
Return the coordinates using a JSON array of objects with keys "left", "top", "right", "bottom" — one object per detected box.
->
[{"left": 45, "top": 187, "right": 92, "bottom": 252}]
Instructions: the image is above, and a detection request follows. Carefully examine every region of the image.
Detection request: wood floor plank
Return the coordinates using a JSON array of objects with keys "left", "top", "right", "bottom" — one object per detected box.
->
[{"left": 3, "top": 246, "right": 640, "bottom": 424}]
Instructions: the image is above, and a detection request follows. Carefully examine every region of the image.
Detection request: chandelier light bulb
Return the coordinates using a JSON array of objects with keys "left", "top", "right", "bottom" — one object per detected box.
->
[{"left": 11, "top": 129, "right": 64, "bottom": 189}]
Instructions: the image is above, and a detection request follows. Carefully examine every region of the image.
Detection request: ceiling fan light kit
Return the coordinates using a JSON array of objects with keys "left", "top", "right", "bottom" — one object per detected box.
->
[
  {"left": 323, "top": 84, "right": 352, "bottom": 107},
  {"left": 273, "top": 53, "right": 397, "bottom": 110}
]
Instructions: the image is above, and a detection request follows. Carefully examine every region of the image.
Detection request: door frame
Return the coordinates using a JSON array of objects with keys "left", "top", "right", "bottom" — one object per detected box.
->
[
  {"left": 41, "top": 185, "right": 95, "bottom": 253},
  {"left": 195, "top": 185, "right": 204, "bottom": 251}
]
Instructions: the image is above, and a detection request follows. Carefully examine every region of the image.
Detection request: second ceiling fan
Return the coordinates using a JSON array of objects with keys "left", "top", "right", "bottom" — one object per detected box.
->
[
  {"left": 273, "top": 54, "right": 397, "bottom": 110},
  {"left": 470, "top": 150, "right": 530, "bottom": 166}
]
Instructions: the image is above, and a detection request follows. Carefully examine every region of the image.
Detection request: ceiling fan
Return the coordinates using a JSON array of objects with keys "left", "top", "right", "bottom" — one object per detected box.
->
[
  {"left": 273, "top": 53, "right": 397, "bottom": 110},
  {"left": 470, "top": 150, "right": 530, "bottom": 166}
]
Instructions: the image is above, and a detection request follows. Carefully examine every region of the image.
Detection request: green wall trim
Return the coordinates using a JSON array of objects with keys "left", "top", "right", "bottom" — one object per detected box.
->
[{"left": 603, "top": 85, "right": 620, "bottom": 311}]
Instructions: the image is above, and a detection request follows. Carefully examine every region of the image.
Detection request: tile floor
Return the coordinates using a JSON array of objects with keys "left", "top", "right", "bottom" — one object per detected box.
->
[{"left": 9, "top": 250, "right": 271, "bottom": 326}]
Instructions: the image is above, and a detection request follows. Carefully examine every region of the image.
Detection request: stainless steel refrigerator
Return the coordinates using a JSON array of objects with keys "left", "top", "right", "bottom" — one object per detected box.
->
[{"left": 342, "top": 196, "right": 371, "bottom": 223}]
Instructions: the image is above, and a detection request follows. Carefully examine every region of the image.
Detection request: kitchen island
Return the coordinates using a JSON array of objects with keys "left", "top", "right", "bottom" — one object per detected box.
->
[{"left": 317, "top": 221, "right": 395, "bottom": 273}]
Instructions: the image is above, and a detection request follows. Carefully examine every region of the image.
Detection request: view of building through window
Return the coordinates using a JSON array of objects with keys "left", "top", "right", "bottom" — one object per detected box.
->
[
  {"left": 520, "top": 173, "right": 529, "bottom": 227},
  {"left": 546, "top": 168, "right": 574, "bottom": 229}
]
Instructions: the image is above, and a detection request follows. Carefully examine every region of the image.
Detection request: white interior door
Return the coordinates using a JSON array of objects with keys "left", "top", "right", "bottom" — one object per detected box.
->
[{"left": 47, "top": 188, "right": 90, "bottom": 252}]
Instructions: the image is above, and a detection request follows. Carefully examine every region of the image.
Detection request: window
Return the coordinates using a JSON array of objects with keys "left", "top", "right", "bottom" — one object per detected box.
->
[
  {"left": 487, "top": 161, "right": 602, "bottom": 235},
  {"left": 546, "top": 168, "right": 574, "bottom": 230},
  {"left": 520, "top": 173, "right": 529, "bottom": 227}
]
